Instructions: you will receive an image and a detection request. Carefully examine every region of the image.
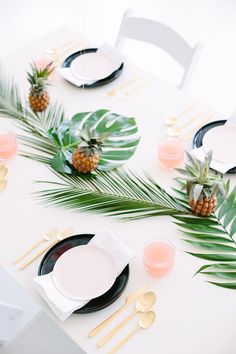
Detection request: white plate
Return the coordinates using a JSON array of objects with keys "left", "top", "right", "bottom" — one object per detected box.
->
[
  {"left": 202, "top": 125, "right": 236, "bottom": 164},
  {"left": 52, "top": 245, "right": 117, "bottom": 300},
  {"left": 70, "top": 52, "right": 119, "bottom": 81}
]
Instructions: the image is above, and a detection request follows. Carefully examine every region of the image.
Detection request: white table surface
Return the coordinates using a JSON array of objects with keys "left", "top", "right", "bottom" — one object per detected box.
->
[{"left": 1, "top": 27, "right": 236, "bottom": 354}]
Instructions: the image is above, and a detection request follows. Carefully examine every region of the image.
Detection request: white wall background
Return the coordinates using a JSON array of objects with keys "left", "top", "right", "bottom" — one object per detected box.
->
[{"left": 1, "top": 0, "right": 236, "bottom": 115}]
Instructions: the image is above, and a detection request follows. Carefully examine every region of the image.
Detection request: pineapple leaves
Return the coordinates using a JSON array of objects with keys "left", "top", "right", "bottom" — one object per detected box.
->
[
  {"left": 175, "top": 183, "right": 236, "bottom": 289},
  {"left": 48, "top": 110, "right": 140, "bottom": 173}
]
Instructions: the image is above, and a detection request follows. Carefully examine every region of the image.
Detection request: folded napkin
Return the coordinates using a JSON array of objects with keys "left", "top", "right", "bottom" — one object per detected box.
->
[
  {"left": 191, "top": 116, "right": 236, "bottom": 174},
  {"left": 97, "top": 43, "right": 124, "bottom": 66},
  {"left": 33, "top": 229, "right": 134, "bottom": 321},
  {"left": 59, "top": 43, "right": 123, "bottom": 87}
]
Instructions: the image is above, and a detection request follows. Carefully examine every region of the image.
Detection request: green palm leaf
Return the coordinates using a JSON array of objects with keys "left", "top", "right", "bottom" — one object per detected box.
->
[
  {"left": 48, "top": 109, "right": 140, "bottom": 173},
  {"left": 175, "top": 182, "right": 236, "bottom": 289},
  {"left": 36, "top": 168, "right": 188, "bottom": 219}
]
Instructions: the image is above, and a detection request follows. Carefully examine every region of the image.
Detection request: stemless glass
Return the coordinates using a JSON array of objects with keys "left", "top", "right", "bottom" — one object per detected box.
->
[
  {"left": 0, "top": 131, "right": 17, "bottom": 161},
  {"left": 158, "top": 137, "right": 184, "bottom": 169},
  {"left": 143, "top": 238, "right": 175, "bottom": 276}
]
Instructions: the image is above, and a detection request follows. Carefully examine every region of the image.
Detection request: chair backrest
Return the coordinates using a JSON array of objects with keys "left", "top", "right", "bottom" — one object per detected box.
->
[{"left": 115, "top": 10, "right": 203, "bottom": 90}]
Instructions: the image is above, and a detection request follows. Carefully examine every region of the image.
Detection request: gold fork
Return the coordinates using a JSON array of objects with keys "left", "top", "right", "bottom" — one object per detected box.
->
[
  {"left": 19, "top": 226, "right": 74, "bottom": 270},
  {"left": 122, "top": 81, "right": 150, "bottom": 97},
  {"left": 105, "top": 76, "right": 142, "bottom": 97},
  {"left": 13, "top": 227, "right": 58, "bottom": 265}
]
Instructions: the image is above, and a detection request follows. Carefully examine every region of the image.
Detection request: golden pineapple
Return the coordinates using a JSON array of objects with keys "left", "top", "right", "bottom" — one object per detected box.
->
[
  {"left": 189, "top": 195, "right": 217, "bottom": 216},
  {"left": 27, "top": 62, "right": 54, "bottom": 112},
  {"left": 177, "top": 151, "right": 226, "bottom": 216},
  {"left": 72, "top": 150, "right": 100, "bottom": 173},
  {"left": 72, "top": 128, "right": 107, "bottom": 173}
]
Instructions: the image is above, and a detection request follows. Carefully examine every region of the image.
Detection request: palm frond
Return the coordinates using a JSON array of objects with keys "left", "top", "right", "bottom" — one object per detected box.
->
[
  {"left": 36, "top": 168, "right": 188, "bottom": 219},
  {"left": 0, "top": 65, "right": 65, "bottom": 162},
  {"left": 174, "top": 181, "right": 236, "bottom": 289}
]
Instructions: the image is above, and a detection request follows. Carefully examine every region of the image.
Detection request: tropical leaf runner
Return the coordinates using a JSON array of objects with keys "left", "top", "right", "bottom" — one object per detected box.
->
[{"left": 1, "top": 66, "right": 236, "bottom": 289}]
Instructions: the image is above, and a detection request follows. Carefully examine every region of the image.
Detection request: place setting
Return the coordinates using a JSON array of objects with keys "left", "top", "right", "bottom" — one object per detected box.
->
[
  {"left": 33, "top": 229, "right": 134, "bottom": 320},
  {"left": 46, "top": 40, "right": 151, "bottom": 98},
  {"left": 32, "top": 229, "right": 174, "bottom": 352}
]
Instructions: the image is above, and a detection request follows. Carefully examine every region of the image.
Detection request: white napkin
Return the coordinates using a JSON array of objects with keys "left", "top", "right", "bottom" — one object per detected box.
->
[
  {"left": 33, "top": 229, "right": 134, "bottom": 321},
  {"left": 191, "top": 115, "right": 236, "bottom": 174},
  {"left": 97, "top": 43, "right": 124, "bottom": 66},
  {"left": 59, "top": 43, "right": 123, "bottom": 87}
]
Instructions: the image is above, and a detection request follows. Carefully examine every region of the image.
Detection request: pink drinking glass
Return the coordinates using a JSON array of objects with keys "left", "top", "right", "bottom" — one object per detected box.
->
[
  {"left": 158, "top": 137, "right": 184, "bottom": 169},
  {"left": 143, "top": 238, "right": 175, "bottom": 276},
  {"left": 0, "top": 132, "right": 17, "bottom": 161}
]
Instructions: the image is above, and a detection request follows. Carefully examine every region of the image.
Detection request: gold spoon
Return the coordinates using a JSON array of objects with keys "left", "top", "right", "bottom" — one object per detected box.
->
[
  {"left": 97, "top": 291, "right": 156, "bottom": 347},
  {"left": 88, "top": 286, "right": 147, "bottom": 337},
  {"left": 0, "top": 179, "right": 7, "bottom": 192},
  {"left": 108, "top": 311, "right": 156, "bottom": 354},
  {"left": 165, "top": 104, "right": 197, "bottom": 126},
  {"left": 0, "top": 165, "right": 8, "bottom": 179},
  {"left": 167, "top": 111, "right": 205, "bottom": 137}
]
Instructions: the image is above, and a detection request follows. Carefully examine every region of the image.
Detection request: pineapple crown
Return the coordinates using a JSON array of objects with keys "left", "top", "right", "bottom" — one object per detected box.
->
[
  {"left": 76, "top": 126, "right": 109, "bottom": 156},
  {"left": 177, "top": 151, "right": 227, "bottom": 201},
  {"left": 27, "top": 61, "right": 54, "bottom": 95}
]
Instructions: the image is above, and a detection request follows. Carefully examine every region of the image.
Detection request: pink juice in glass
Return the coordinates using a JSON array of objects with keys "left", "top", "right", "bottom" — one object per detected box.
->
[
  {"left": 158, "top": 138, "right": 184, "bottom": 169},
  {"left": 0, "top": 133, "right": 17, "bottom": 160},
  {"left": 143, "top": 239, "right": 175, "bottom": 276}
]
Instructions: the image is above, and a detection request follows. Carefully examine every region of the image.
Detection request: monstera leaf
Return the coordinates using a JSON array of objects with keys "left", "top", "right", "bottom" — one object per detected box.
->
[{"left": 48, "top": 109, "right": 140, "bottom": 173}]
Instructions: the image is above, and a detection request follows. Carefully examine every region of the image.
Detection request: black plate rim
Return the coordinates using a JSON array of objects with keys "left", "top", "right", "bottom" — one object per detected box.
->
[
  {"left": 192, "top": 119, "right": 236, "bottom": 174},
  {"left": 38, "top": 233, "right": 130, "bottom": 314},
  {"left": 61, "top": 48, "right": 124, "bottom": 88}
]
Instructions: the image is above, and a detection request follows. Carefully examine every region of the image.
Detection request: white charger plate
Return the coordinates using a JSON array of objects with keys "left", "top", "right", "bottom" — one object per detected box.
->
[
  {"left": 52, "top": 245, "right": 117, "bottom": 301},
  {"left": 202, "top": 125, "right": 236, "bottom": 164},
  {"left": 70, "top": 52, "right": 119, "bottom": 81}
]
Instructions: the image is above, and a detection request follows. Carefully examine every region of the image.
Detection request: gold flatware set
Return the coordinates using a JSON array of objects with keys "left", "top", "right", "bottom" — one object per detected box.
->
[
  {"left": 13, "top": 226, "right": 74, "bottom": 270},
  {"left": 104, "top": 76, "right": 150, "bottom": 98},
  {"left": 89, "top": 287, "right": 156, "bottom": 353},
  {"left": 165, "top": 104, "right": 214, "bottom": 142},
  {"left": 46, "top": 39, "right": 89, "bottom": 65}
]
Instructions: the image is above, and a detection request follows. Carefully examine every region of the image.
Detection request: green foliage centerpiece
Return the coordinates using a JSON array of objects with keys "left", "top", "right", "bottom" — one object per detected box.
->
[{"left": 1, "top": 65, "right": 236, "bottom": 290}]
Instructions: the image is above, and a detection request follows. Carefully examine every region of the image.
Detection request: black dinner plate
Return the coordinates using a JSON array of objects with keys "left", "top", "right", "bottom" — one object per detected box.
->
[
  {"left": 62, "top": 48, "right": 124, "bottom": 88},
  {"left": 192, "top": 119, "right": 236, "bottom": 174},
  {"left": 38, "top": 234, "right": 129, "bottom": 314}
]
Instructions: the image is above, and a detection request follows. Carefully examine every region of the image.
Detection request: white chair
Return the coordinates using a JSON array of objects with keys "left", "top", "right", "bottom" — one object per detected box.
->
[
  {"left": 115, "top": 10, "right": 203, "bottom": 90},
  {"left": 0, "top": 301, "right": 22, "bottom": 347}
]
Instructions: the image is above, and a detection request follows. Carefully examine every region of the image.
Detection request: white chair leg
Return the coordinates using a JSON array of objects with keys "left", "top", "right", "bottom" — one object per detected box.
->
[
  {"left": 115, "top": 9, "right": 135, "bottom": 50},
  {"left": 179, "top": 43, "right": 203, "bottom": 91}
]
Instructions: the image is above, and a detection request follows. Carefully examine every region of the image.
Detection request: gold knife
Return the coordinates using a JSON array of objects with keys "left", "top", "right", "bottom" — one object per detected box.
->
[{"left": 88, "top": 286, "right": 147, "bottom": 337}]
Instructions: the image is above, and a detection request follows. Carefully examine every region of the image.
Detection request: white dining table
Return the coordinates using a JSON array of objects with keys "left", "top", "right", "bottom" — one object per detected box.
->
[{"left": 1, "top": 27, "right": 236, "bottom": 354}]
